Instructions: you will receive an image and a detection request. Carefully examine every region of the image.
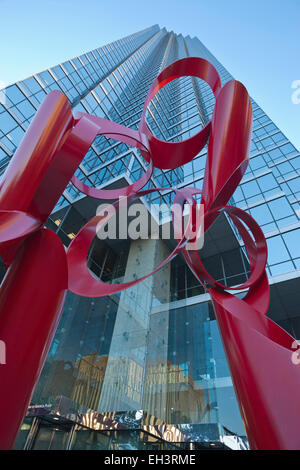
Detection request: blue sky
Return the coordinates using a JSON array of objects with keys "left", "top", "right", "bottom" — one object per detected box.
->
[{"left": 0, "top": 0, "right": 299, "bottom": 149}]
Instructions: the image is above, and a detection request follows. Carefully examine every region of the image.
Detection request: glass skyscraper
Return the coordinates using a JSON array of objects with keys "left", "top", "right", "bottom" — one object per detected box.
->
[{"left": 0, "top": 25, "right": 299, "bottom": 450}]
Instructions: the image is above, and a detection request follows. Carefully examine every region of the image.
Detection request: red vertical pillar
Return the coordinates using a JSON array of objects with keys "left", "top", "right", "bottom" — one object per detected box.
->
[
  {"left": 212, "top": 294, "right": 300, "bottom": 450},
  {"left": 0, "top": 228, "right": 67, "bottom": 449}
]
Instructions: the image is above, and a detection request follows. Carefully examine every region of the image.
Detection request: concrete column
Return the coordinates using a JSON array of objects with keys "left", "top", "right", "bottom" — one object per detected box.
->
[{"left": 97, "top": 238, "right": 171, "bottom": 412}]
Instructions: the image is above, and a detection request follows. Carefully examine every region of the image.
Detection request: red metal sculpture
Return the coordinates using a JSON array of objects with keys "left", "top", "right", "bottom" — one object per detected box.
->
[{"left": 0, "top": 57, "right": 299, "bottom": 450}]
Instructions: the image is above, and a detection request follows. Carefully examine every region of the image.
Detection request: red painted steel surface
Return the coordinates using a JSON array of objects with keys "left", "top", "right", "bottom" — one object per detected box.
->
[
  {"left": 212, "top": 289, "right": 300, "bottom": 450},
  {"left": 70, "top": 114, "right": 153, "bottom": 199},
  {"left": 67, "top": 186, "right": 198, "bottom": 297},
  {"left": 139, "top": 57, "right": 222, "bottom": 169},
  {"left": 0, "top": 57, "right": 299, "bottom": 449},
  {"left": 0, "top": 229, "right": 67, "bottom": 449},
  {"left": 0, "top": 91, "right": 73, "bottom": 221},
  {"left": 201, "top": 80, "right": 252, "bottom": 215}
]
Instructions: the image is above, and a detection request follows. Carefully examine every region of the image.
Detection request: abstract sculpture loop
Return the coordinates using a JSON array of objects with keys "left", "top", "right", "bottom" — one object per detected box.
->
[
  {"left": 0, "top": 57, "right": 300, "bottom": 450},
  {"left": 70, "top": 114, "right": 153, "bottom": 199},
  {"left": 183, "top": 204, "right": 268, "bottom": 292},
  {"left": 67, "top": 186, "right": 198, "bottom": 297},
  {"left": 138, "top": 56, "right": 222, "bottom": 169}
]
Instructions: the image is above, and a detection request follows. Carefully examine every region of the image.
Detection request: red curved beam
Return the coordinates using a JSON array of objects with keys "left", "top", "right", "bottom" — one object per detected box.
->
[
  {"left": 139, "top": 57, "right": 222, "bottom": 169},
  {"left": 0, "top": 228, "right": 68, "bottom": 449},
  {"left": 67, "top": 186, "right": 197, "bottom": 297},
  {"left": 182, "top": 205, "right": 268, "bottom": 291},
  {"left": 69, "top": 114, "right": 153, "bottom": 199},
  {"left": 201, "top": 80, "right": 252, "bottom": 214}
]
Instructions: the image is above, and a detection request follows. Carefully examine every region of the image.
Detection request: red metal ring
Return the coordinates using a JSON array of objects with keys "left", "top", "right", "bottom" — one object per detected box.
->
[
  {"left": 183, "top": 205, "right": 268, "bottom": 291},
  {"left": 67, "top": 187, "right": 197, "bottom": 297},
  {"left": 70, "top": 115, "right": 153, "bottom": 200},
  {"left": 139, "top": 57, "right": 222, "bottom": 169}
]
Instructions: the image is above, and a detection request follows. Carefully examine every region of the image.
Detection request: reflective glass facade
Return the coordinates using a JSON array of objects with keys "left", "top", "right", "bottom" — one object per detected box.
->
[{"left": 0, "top": 25, "right": 299, "bottom": 450}]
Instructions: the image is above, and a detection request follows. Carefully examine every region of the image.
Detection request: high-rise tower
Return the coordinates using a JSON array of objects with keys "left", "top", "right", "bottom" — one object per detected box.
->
[{"left": 1, "top": 25, "right": 299, "bottom": 450}]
